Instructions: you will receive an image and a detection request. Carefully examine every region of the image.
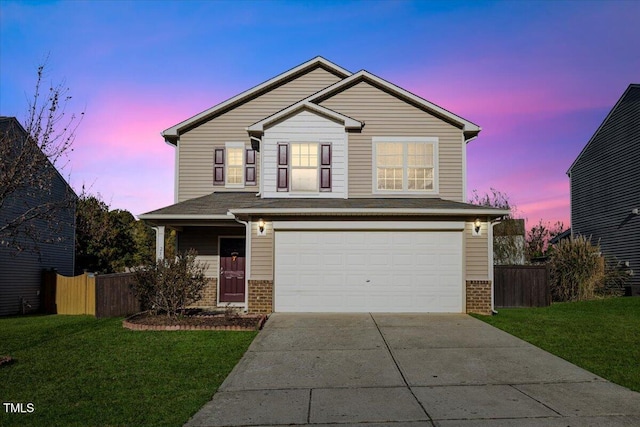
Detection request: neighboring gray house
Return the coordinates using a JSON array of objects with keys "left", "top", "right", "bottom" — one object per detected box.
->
[
  {"left": 0, "top": 117, "right": 76, "bottom": 316},
  {"left": 567, "top": 84, "right": 640, "bottom": 293},
  {"left": 141, "top": 57, "right": 508, "bottom": 315}
]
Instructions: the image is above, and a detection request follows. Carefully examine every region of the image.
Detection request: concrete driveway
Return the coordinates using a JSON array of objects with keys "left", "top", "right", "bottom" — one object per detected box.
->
[{"left": 185, "top": 313, "right": 640, "bottom": 426}]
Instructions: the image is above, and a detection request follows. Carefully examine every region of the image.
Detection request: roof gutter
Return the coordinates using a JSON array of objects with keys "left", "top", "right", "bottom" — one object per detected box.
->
[
  {"left": 464, "top": 134, "right": 480, "bottom": 144},
  {"left": 228, "top": 207, "right": 510, "bottom": 217},
  {"left": 138, "top": 213, "right": 235, "bottom": 221}
]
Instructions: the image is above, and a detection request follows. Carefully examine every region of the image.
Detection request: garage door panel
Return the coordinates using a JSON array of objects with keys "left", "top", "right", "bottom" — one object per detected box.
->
[{"left": 275, "top": 231, "right": 463, "bottom": 313}]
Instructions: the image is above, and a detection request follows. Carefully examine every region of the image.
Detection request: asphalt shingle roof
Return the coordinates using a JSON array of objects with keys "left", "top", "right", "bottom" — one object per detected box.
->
[{"left": 142, "top": 192, "right": 506, "bottom": 217}]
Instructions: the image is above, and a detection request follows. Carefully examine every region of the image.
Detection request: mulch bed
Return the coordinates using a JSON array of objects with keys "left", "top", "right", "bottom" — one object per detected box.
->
[{"left": 123, "top": 310, "right": 267, "bottom": 331}]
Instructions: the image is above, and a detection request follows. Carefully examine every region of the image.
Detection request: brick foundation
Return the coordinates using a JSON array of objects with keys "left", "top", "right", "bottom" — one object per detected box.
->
[
  {"left": 194, "top": 277, "right": 217, "bottom": 308},
  {"left": 466, "top": 280, "right": 492, "bottom": 315},
  {"left": 248, "top": 280, "right": 273, "bottom": 314}
]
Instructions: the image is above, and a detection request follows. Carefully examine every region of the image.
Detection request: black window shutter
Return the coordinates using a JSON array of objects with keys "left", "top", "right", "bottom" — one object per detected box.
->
[
  {"left": 213, "top": 148, "right": 225, "bottom": 186},
  {"left": 277, "top": 143, "right": 289, "bottom": 191},
  {"left": 245, "top": 149, "right": 256, "bottom": 185},
  {"left": 320, "top": 143, "right": 331, "bottom": 191}
]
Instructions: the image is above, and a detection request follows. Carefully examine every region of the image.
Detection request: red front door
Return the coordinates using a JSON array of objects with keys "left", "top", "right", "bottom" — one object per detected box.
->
[{"left": 219, "top": 238, "right": 246, "bottom": 303}]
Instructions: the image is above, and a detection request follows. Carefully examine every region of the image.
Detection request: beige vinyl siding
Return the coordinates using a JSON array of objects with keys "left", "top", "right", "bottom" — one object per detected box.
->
[
  {"left": 178, "top": 227, "right": 244, "bottom": 278},
  {"left": 251, "top": 220, "right": 273, "bottom": 280},
  {"left": 178, "top": 68, "right": 343, "bottom": 202},
  {"left": 319, "top": 81, "right": 464, "bottom": 201},
  {"left": 465, "top": 221, "right": 489, "bottom": 279}
]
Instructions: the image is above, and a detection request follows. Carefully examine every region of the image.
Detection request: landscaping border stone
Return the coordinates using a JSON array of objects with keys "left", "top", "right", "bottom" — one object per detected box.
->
[{"left": 122, "top": 312, "right": 268, "bottom": 331}]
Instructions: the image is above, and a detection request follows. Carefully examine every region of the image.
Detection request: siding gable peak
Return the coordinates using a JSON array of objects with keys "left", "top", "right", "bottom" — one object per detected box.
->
[
  {"left": 162, "top": 57, "right": 352, "bottom": 145},
  {"left": 247, "top": 101, "right": 363, "bottom": 135},
  {"left": 306, "top": 70, "right": 481, "bottom": 141}
]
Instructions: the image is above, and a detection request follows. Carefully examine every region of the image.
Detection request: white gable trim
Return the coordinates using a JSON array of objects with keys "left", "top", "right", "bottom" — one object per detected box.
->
[
  {"left": 247, "top": 102, "right": 362, "bottom": 134},
  {"left": 162, "top": 57, "right": 352, "bottom": 144}
]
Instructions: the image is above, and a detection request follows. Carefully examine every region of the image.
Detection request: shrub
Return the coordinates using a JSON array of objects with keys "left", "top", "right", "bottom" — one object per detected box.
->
[
  {"left": 549, "top": 236, "right": 602, "bottom": 302},
  {"left": 131, "top": 249, "right": 208, "bottom": 317},
  {"left": 602, "top": 257, "right": 631, "bottom": 297}
]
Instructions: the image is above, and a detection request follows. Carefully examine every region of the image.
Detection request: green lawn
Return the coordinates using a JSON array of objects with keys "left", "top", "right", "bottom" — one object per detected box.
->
[
  {"left": 0, "top": 315, "right": 256, "bottom": 426},
  {"left": 473, "top": 297, "right": 640, "bottom": 392}
]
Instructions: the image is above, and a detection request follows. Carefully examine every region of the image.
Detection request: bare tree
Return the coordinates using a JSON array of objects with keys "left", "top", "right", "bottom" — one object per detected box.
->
[
  {"left": 470, "top": 188, "right": 525, "bottom": 265},
  {"left": 0, "top": 63, "right": 83, "bottom": 253},
  {"left": 526, "top": 219, "right": 565, "bottom": 261}
]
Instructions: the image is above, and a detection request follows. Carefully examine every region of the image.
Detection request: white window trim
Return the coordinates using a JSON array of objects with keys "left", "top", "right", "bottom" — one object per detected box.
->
[
  {"left": 372, "top": 136, "right": 439, "bottom": 195},
  {"left": 290, "top": 142, "right": 319, "bottom": 193},
  {"left": 225, "top": 141, "right": 245, "bottom": 189},
  {"left": 286, "top": 140, "right": 334, "bottom": 195}
]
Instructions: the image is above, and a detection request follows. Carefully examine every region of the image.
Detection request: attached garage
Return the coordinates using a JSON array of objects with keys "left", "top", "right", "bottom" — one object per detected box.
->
[{"left": 274, "top": 225, "right": 464, "bottom": 313}]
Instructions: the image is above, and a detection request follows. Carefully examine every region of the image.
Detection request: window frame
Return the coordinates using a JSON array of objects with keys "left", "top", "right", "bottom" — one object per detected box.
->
[
  {"left": 225, "top": 142, "right": 245, "bottom": 188},
  {"left": 290, "top": 142, "right": 319, "bottom": 193},
  {"left": 372, "top": 137, "right": 439, "bottom": 194}
]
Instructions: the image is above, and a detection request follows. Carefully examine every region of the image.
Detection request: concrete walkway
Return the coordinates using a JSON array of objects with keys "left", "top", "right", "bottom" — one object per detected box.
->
[{"left": 185, "top": 313, "right": 640, "bottom": 426}]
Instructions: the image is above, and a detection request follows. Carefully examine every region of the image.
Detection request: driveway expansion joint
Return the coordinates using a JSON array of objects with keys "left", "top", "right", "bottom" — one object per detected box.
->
[
  {"left": 369, "top": 312, "right": 435, "bottom": 424},
  {"left": 508, "top": 383, "right": 564, "bottom": 417}
]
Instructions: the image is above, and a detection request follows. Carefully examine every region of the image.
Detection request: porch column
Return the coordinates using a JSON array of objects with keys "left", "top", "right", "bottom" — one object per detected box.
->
[{"left": 154, "top": 226, "right": 165, "bottom": 261}]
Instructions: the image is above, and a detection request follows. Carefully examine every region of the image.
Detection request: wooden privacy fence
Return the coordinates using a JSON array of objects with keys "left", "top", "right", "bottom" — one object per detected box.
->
[
  {"left": 42, "top": 271, "right": 140, "bottom": 317},
  {"left": 54, "top": 272, "right": 96, "bottom": 315},
  {"left": 494, "top": 265, "right": 551, "bottom": 308},
  {"left": 95, "top": 273, "right": 140, "bottom": 318}
]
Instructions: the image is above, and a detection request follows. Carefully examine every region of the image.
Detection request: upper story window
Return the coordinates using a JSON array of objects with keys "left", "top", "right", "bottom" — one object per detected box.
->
[
  {"left": 373, "top": 137, "right": 438, "bottom": 193},
  {"left": 226, "top": 146, "right": 244, "bottom": 186},
  {"left": 213, "top": 142, "right": 257, "bottom": 188},
  {"left": 277, "top": 142, "right": 332, "bottom": 193},
  {"left": 291, "top": 143, "right": 318, "bottom": 192}
]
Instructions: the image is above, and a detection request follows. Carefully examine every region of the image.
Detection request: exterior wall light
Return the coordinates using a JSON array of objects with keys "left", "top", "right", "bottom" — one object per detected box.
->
[
  {"left": 473, "top": 218, "right": 482, "bottom": 236},
  {"left": 257, "top": 218, "right": 266, "bottom": 236}
]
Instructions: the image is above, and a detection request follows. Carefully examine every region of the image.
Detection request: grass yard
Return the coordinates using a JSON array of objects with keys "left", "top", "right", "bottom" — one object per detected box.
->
[
  {"left": 0, "top": 315, "right": 256, "bottom": 426},
  {"left": 473, "top": 297, "right": 640, "bottom": 393}
]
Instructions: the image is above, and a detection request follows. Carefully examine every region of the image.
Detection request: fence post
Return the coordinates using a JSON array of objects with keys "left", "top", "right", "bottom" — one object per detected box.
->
[{"left": 41, "top": 269, "right": 57, "bottom": 314}]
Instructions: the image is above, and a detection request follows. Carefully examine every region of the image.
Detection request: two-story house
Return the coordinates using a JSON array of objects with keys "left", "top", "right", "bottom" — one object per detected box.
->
[
  {"left": 567, "top": 84, "right": 639, "bottom": 295},
  {"left": 140, "top": 57, "right": 508, "bottom": 315}
]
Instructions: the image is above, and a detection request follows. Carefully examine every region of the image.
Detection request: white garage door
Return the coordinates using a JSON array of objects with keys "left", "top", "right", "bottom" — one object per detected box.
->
[{"left": 274, "top": 231, "right": 463, "bottom": 313}]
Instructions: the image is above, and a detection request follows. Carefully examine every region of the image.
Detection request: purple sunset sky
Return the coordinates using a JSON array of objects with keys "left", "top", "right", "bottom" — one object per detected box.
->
[{"left": 1, "top": 0, "right": 638, "bottom": 229}]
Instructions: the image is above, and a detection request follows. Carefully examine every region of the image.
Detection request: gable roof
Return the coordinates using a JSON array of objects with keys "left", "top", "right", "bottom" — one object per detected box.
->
[
  {"left": 0, "top": 116, "right": 77, "bottom": 199},
  {"left": 163, "top": 58, "right": 483, "bottom": 145},
  {"left": 567, "top": 83, "right": 640, "bottom": 175},
  {"left": 307, "top": 70, "right": 481, "bottom": 141},
  {"left": 162, "top": 57, "right": 352, "bottom": 145},
  {"left": 247, "top": 101, "right": 363, "bottom": 134}
]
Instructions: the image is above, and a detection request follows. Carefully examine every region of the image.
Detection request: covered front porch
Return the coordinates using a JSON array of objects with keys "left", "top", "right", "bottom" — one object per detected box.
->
[{"left": 143, "top": 219, "right": 249, "bottom": 310}]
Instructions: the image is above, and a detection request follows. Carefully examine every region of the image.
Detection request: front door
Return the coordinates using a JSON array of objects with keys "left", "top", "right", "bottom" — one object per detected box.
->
[{"left": 219, "top": 237, "right": 246, "bottom": 303}]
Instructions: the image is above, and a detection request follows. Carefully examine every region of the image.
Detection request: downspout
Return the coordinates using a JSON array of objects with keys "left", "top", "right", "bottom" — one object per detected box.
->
[
  {"left": 250, "top": 136, "right": 263, "bottom": 197},
  {"left": 489, "top": 217, "right": 499, "bottom": 314},
  {"left": 462, "top": 134, "right": 478, "bottom": 200},
  {"left": 231, "top": 212, "right": 251, "bottom": 312}
]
